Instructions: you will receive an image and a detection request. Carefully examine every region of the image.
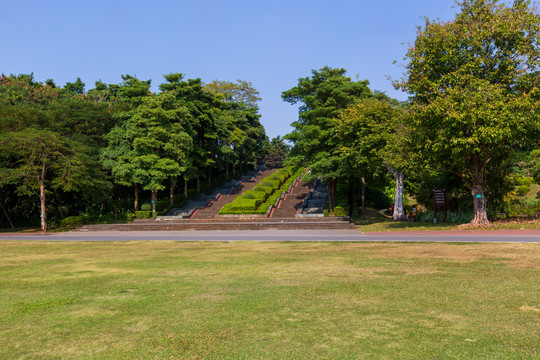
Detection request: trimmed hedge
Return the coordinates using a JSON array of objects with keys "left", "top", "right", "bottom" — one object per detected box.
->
[
  {"left": 243, "top": 190, "right": 269, "bottom": 201},
  {"left": 253, "top": 185, "right": 274, "bottom": 195},
  {"left": 260, "top": 179, "right": 281, "bottom": 188},
  {"left": 223, "top": 198, "right": 262, "bottom": 211}
]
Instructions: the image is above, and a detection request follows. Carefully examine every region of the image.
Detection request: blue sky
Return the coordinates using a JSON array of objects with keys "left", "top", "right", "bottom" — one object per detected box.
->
[{"left": 1, "top": 0, "right": 459, "bottom": 139}]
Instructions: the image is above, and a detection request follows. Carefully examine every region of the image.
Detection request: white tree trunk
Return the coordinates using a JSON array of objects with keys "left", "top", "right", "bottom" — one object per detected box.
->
[
  {"left": 388, "top": 167, "right": 406, "bottom": 221},
  {"left": 39, "top": 177, "right": 47, "bottom": 232}
]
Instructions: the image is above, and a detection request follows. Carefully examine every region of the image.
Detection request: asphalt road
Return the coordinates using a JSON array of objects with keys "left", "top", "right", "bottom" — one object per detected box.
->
[{"left": 0, "top": 230, "right": 539, "bottom": 243}]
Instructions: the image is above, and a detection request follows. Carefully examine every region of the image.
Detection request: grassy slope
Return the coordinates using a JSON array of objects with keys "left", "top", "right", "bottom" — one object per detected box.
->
[{"left": 0, "top": 241, "right": 538, "bottom": 359}]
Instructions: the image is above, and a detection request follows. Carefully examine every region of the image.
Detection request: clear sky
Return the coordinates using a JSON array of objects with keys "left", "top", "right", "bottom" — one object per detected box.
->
[{"left": 1, "top": 0, "right": 460, "bottom": 139}]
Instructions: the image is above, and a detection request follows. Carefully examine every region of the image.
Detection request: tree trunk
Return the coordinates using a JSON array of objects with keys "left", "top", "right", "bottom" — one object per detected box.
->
[
  {"left": 169, "top": 177, "right": 175, "bottom": 206},
  {"left": 208, "top": 171, "right": 212, "bottom": 191},
  {"left": 388, "top": 167, "right": 406, "bottom": 221},
  {"left": 467, "top": 156, "right": 491, "bottom": 226},
  {"left": 361, "top": 176, "right": 366, "bottom": 214},
  {"left": 196, "top": 175, "right": 200, "bottom": 192},
  {"left": 134, "top": 183, "right": 140, "bottom": 211},
  {"left": 151, "top": 190, "right": 157, "bottom": 213},
  {"left": 0, "top": 202, "right": 14, "bottom": 229},
  {"left": 184, "top": 178, "right": 188, "bottom": 197},
  {"left": 470, "top": 186, "right": 490, "bottom": 226},
  {"left": 233, "top": 163, "right": 236, "bottom": 176},
  {"left": 226, "top": 164, "right": 229, "bottom": 179},
  {"left": 39, "top": 164, "right": 47, "bottom": 232},
  {"left": 348, "top": 177, "right": 354, "bottom": 217},
  {"left": 327, "top": 177, "right": 337, "bottom": 216}
]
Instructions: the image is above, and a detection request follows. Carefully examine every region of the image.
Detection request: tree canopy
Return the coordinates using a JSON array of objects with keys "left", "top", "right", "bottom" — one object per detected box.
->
[{"left": 398, "top": 0, "right": 540, "bottom": 225}]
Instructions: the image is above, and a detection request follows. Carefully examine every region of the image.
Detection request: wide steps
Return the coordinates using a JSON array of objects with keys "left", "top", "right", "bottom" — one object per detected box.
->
[{"left": 74, "top": 217, "right": 356, "bottom": 232}]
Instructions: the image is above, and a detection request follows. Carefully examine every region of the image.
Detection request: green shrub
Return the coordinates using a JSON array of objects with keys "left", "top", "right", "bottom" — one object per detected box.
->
[
  {"left": 227, "top": 199, "right": 262, "bottom": 211},
  {"left": 134, "top": 211, "right": 152, "bottom": 219},
  {"left": 333, "top": 206, "right": 349, "bottom": 217},
  {"left": 243, "top": 190, "right": 269, "bottom": 201},
  {"left": 504, "top": 200, "right": 540, "bottom": 218},
  {"left": 156, "top": 200, "right": 169, "bottom": 211},
  {"left": 253, "top": 185, "right": 274, "bottom": 195},
  {"left": 260, "top": 179, "right": 281, "bottom": 189},
  {"left": 514, "top": 177, "right": 534, "bottom": 186},
  {"left": 60, "top": 216, "right": 84, "bottom": 227},
  {"left": 517, "top": 185, "right": 530, "bottom": 196},
  {"left": 140, "top": 203, "right": 152, "bottom": 211}
]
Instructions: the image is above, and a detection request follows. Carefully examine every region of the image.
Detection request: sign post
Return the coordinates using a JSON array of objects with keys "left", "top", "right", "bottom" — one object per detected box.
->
[
  {"left": 411, "top": 205, "right": 417, "bottom": 222},
  {"left": 433, "top": 188, "right": 447, "bottom": 223}
]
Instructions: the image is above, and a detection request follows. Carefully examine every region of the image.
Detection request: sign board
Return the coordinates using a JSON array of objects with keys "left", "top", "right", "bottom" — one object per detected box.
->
[
  {"left": 432, "top": 188, "right": 447, "bottom": 223},
  {"left": 433, "top": 189, "right": 446, "bottom": 205},
  {"left": 476, "top": 194, "right": 482, "bottom": 199}
]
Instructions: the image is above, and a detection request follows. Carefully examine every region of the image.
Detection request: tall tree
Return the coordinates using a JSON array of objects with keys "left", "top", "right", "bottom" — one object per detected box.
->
[
  {"left": 337, "top": 98, "right": 410, "bottom": 219},
  {"left": 0, "top": 129, "right": 88, "bottom": 231},
  {"left": 282, "top": 66, "right": 372, "bottom": 214},
  {"left": 102, "top": 92, "right": 192, "bottom": 213},
  {"left": 398, "top": 0, "right": 540, "bottom": 226}
]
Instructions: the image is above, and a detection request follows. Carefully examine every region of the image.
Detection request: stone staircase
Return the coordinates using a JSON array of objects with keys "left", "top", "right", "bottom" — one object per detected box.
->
[
  {"left": 271, "top": 179, "right": 311, "bottom": 218},
  {"left": 193, "top": 169, "right": 276, "bottom": 219},
  {"left": 74, "top": 217, "right": 356, "bottom": 231},
  {"left": 71, "top": 169, "right": 357, "bottom": 232}
]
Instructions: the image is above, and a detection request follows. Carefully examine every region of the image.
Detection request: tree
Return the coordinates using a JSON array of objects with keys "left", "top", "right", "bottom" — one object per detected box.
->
[
  {"left": 0, "top": 129, "right": 87, "bottom": 231},
  {"left": 205, "top": 79, "right": 262, "bottom": 108},
  {"left": 398, "top": 0, "right": 540, "bottom": 226},
  {"left": 63, "top": 77, "right": 85, "bottom": 95},
  {"left": 264, "top": 136, "right": 290, "bottom": 168},
  {"left": 337, "top": 98, "right": 410, "bottom": 219},
  {"left": 102, "top": 92, "right": 192, "bottom": 213},
  {"left": 282, "top": 66, "right": 372, "bottom": 214}
]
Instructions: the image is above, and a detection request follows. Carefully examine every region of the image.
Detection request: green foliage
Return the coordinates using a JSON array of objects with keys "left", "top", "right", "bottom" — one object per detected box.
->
[
  {"left": 252, "top": 185, "right": 274, "bottom": 195},
  {"left": 501, "top": 200, "right": 540, "bottom": 219},
  {"left": 134, "top": 211, "right": 152, "bottom": 219},
  {"left": 512, "top": 177, "right": 534, "bottom": 186},
  {"left": 517, "top": 185, "right": 530, "bottom": 197},
  {"left": 59, "top": 216, "right": 84, "bottom": 227},
  {"left": 0, "top": 71, "right": 270, "bottom": 227},
  {"left": 242, "top": 190, "right": 269, "bottom": 201},
  {"left": 140, "top": 203, "right": 152, "bottom": 211},
  {"left": 416, "top": 211, "right": 475, "bottom": 224},
  {"left": 399, "top": 0, "right": 540, "bottom": 224},
  {"left": 264, "top": 136, "right": 290, "bottom": 168},
  {"left": 333, "top": 206, "right": 348, "bottom": 217},
  {"left": 204, "top": 79, "right": 261, "bottom": 108},
  {"left": 155, "top": 200, "right": 169, "bottom": 211},
  {"left": 282, "top": 66, "right": 372, "bottom": 213},
  {"left": 221, "top": 198, "right": 262, "bottom": 212}
]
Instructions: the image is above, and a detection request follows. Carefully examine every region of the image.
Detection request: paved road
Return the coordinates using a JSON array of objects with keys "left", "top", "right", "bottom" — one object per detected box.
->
[{"left": 0, "top": 230, "right": 539, "bottom": 243}]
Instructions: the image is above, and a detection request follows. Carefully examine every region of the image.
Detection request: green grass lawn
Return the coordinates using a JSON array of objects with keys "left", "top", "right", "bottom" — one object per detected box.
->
[{"left": 1, "top": 241, "right": 539, "bottom": 359}]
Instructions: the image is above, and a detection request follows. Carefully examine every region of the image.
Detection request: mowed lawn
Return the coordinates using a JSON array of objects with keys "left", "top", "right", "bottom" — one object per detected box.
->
[{"left": 0, "top": 241, "right": 539, "bottom": 360}]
